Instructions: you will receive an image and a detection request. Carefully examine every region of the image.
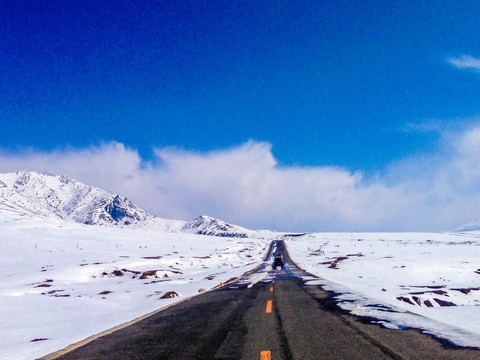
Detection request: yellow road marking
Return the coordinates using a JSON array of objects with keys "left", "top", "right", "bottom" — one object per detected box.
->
[
  {"left": 266, "top": 300, "right": 272, "bottom": 313},
  {"left": 272, "top": 280, "right": 275, "bottom": 284},
  {"left": 260, "top": 350, "right": 271, "bottom": 360},
  {"left": 269, "top": 287, "right": 273, "bottom": 292}
]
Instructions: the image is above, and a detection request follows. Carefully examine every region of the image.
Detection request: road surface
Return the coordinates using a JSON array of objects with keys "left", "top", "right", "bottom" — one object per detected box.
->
[{"left": 47, "top": 240, "right": 480, "bottom": 359}]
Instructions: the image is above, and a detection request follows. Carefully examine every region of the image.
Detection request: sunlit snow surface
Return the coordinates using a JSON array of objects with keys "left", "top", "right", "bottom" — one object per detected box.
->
[
  {"left": 4, "top": 218, "right": 480, "bottom": 360},
  {"left": 285, "top": 232, "right": 480, "bottom": 348},
  {"left": 0, "top": 215, "right": 270, "bottom": 360}
]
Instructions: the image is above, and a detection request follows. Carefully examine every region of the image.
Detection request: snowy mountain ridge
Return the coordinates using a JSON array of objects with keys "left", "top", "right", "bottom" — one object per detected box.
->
[
  {"left": 0, "top": 171, "right": 183, "bottom": 230},
  {"left": 0, "top": 171, "right": 269, "bottom": 237},
  {"left": 181, "top": 215, "right": 250, "bottom": 238}
]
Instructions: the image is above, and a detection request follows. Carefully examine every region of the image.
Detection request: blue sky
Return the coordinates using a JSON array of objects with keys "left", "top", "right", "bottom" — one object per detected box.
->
[
  {"left": 2, "top": 1, "right": 480, "bottom": 231},
  {"left": 2, "top": 1, "right": 480, "bottom": 170}
]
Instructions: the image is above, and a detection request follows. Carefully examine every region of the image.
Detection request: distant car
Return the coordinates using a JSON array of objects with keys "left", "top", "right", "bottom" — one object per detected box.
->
[{"left": 273, "top": 254, "right": 284, "bottom": 269}]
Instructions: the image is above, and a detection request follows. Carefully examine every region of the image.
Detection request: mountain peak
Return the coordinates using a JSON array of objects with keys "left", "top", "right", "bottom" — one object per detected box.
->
[
  {"left": 0, "top": 171, "right": 266, "bottom": 237},
  {"left": 181, "top": 215, "right": 249, "bottom": 237},
  {"left": 0, "top": 171, "right": 160, "bottom": 227}
]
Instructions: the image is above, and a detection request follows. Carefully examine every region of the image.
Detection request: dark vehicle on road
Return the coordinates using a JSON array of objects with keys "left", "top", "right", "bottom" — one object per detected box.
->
[{"left": 273, "top": 254, "right": 284, "bottom": 269}]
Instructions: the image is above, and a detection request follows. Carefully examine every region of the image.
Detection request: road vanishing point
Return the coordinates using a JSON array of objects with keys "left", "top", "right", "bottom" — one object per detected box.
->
[{"left": 43, "top": 240, "right": 480, "bottom": 360}]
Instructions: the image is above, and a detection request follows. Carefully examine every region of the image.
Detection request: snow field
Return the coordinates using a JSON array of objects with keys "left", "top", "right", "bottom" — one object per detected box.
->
[
  {"left": 285, "top": 232, "right": 480, "bottom": 347},
  {"left": 5, "top": 219, "right": 480, "bottom": 359},
  {"left": 0, "top": 218, "right": 270, "bottom": 360}
]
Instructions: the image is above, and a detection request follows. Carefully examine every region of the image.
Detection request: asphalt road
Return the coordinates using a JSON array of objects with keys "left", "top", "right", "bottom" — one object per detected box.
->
[{"left": 48, "top": 240, "right": 480, "bottom": 360}]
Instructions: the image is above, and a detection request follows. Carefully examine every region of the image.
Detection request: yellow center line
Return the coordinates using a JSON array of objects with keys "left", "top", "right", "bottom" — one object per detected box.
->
[
  {"left": 266, "top": 300, "right": 272, "bottom": 313},
  {"left": 272, "top": 280, "right": 275, "bottom": 284},
  {"left": 260, "top": 350, "right": 271, "bottom": 360},
  {"left": 269, "top": 287, "right": 273, "bottom": 292}
]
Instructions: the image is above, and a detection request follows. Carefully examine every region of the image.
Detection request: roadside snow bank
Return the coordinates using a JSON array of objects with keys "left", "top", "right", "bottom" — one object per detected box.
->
[
  {"left": 285, "top": 232, "right": 480, "bottom": 348},
  {"left": 0, "top": 218, "right": 270, "bottom": 360}
]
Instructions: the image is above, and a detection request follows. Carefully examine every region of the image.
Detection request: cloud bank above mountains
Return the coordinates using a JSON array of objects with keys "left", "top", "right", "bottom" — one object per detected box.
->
[{"left": 2, "top": 123, "right": 480, "bottom": 232}]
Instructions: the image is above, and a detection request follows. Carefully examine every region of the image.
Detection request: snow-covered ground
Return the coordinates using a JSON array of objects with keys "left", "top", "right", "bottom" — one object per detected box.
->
[
  {"left": 285, "top": 232, "right": 480, "bottom": 348},
  {"left": 0, "top": 215, "right": 271, "bottom": 360},
  {"left": 4, "top": 214, "right": 480, "bottom": 360}
]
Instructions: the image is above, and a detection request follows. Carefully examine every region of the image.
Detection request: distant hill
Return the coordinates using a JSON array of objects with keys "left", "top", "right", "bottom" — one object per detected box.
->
[{"left": 181, "top": 215, "right": 250, "bottom": 237}]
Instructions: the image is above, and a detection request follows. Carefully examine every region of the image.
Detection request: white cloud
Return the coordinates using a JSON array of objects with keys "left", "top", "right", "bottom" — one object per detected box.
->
[
  {"left": 447, "top": 54, "right": 480, "bottom": 71},
  {"left": 3, "top": 128, "right": 480, "bottom": 232}
]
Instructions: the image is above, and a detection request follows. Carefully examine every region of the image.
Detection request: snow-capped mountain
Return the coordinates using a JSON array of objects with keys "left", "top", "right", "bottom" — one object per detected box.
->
[
  {"left": 0, "top": 171, "right": 271, "bottom": 237},
  {"left": 181, "top": 215, "right": 278, "bottom": 239},
  {"left": 181, "top": 215, "right": 250, "bottom": 237},
  {"left": 0, "top": 171, "right": 270, "bottom": 238},
  {"left": 0, "top": 171, "right": 182, "bottom": 229}
]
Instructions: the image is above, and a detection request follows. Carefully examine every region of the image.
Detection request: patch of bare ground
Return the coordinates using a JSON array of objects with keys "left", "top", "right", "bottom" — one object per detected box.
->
[
  {"left": 122, "top": 269, "right": 142, "bottom": 277},
  {"left": 139, "top": 270, "right": 162, "bottom": 279},
  {"left": 397, "top": 295, "right": 457, "bottom": 307},
  {"left": 160, "top": 291, "right": 179, "bottom": 299},
  {"left": 41, "top": 289, "right": 67, "bottom": 296},
  {"left": 451, "top": 287, "right": 480, "bottom": 294},
  {"left": 35, "top": 283, "right": 53, "bottom": 288},
  {"left": 321, "top": 253, "right": 364, "bottom": 269},
  {"left": 412, "top": 296, "right": 422, "bottom": 306},
  {"left": 397, "top": 286, "right": 459, "bottom": 307},
  {"left": 30, "top": 279, "right": 54, "bottom": 286},
  {"left": 423, "top": 299, "right": 433, "bottom": 307},
  {"left": 100, "top": 269, "right": 127, "bottom": 277},
  {"left": 433, "top": 298, "right": 456, "bottom": 307},
  {"left": 139, "top": 269, "right": 183, "bottom": 280},
  {"left": 410, "top": 290, "right": 448, "bottom": 296},
  {"left": 396, "top": 296, "right": 415, "bottom": 305}
]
